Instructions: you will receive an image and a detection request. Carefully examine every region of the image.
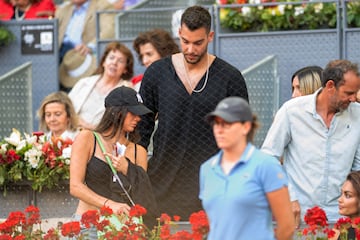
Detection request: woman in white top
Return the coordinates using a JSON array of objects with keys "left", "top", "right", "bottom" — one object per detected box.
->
[
  {"left": 69, "top": 42, "right": 133, "bottom": 130},
  {"left": 37, "top": 91, "right": 78, "bottom": 141}
]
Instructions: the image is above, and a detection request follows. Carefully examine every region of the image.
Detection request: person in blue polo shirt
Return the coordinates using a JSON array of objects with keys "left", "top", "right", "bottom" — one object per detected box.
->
[{"left": 199, "top": 96, "right": 295, "bottom": 240}]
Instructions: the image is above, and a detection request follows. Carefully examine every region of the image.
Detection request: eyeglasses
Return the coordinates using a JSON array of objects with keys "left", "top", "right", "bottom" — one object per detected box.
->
[{"left": 210, "top": 119, "right": 234, "bottom": 129}]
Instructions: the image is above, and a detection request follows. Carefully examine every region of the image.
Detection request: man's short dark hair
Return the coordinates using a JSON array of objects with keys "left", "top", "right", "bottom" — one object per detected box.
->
[
  {"left": 323, "top": 59, "right": 359, "bottom": 88},
  {"left": 180, "top": 5, "right": 211, "bottom": 33}
]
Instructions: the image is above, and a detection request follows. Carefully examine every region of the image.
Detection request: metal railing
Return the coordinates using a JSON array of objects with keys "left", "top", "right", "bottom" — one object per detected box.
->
[
  {"left": 0, "top": 62, "right": 33, "bottom": 138},
  {"left": 243, "top": 55, "right": 279, "bottom": 147}
]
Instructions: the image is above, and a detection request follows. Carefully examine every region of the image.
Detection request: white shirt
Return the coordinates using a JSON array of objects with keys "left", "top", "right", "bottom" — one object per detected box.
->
[{"left": 261, "top": 88, "right": 360, "bottom": 223}]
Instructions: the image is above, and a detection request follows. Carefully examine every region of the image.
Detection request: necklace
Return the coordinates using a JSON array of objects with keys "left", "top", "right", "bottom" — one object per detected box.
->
[
  {"left": 14, "top": 4, "right": 31, "bottom": 20},
  {"left": 183, "top": 54, "right": 209, "bottom": 93}
]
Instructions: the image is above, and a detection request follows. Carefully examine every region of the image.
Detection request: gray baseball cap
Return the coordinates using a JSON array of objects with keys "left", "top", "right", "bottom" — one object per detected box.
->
[{"left": 206, "top": 97, "right": 252, "bottom": 123}]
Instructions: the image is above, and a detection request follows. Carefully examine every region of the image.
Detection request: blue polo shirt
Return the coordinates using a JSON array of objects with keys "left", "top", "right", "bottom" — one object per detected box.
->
[{"left": 199, "top": 144, "right": 288, "bottom": 240}]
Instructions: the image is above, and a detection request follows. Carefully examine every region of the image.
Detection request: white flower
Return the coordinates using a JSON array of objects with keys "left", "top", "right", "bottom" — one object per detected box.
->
[
  {"left": 0, "top": 144, "right": 8, "bottom": 153},
  {"left": 24, "top": 133, "right": 37, "bottom": 145},
  {"left": 16, "top": 140, "right": 27, "bottom": 151},
  {"left": 24, "top": 148, "right": 42, "bottom": 168},
  {"left": 249, "top": 0, "right": 261, "bottom": 4},
  {"left": 39, "top": 135, "right": 47, "bottom": 144},
  {"left": 242, "top": 6, "right": 251, "bottom": 15},
  {"left": 294, "top": 6, "right": 304, "bottom": 16},
  {"left": 4, "top": 129, "right": 21, "bottom": 146},
  {"left": 314, "top": 3, "right": 323, "bottom": 14},
  {"left": 62, "top": 146, "right": 72, "bottom": 160},
  {"left": 65, "top": 159, "right": 70, "bottom": 165},
  {"left": 278, "top": 5, "right": 285, "bottom": 15}
]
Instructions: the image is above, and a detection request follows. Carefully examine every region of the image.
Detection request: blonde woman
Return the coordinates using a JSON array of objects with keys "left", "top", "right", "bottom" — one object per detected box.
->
[
  {"left": 37, "top": 91, "right": 78, "bottom": 141},
  {"left": 291, "top": 65, "right": 323, "bottom": 98}
]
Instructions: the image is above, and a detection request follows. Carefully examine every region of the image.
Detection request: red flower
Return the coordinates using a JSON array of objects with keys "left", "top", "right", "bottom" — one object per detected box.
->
[
  {"left": 0, "top": 234, "right": 13, "bottom": 240},
  {"left": 160, "top": 224, "right": 171, "bottom": 239},
  {"left": 304, "top": 206, "right": 328, "bottom": 227},
  {"left": 324, "top": 228, "right": 336, "bottom": 238},
  {"left": 42, "top": 137, "right": 73, "bottom": 169},
  {"left": 96, "top": 219, "right": 110, "bottom": 232},
  {"left": 99, "top": 205, "right": 113, "bottom": 217},
  {"left": 169, "top": 230, "right": 193, "bottom": 240},
  {"left": 81, "top": 210, "right": 99, "bottom": 228},
  {"left": 173, "top": 215, "right": 181, "bottom": 222},
  {"left": 353, "top": 217, "right": 360, "bottom": 226},
  {"left": 3, "top": 149, "right": 21, "bottom": 164},
  {"left": 25, "top": 205, "right": 41, "bottom": 225},
  {"left": 61, "top": 221, "right": 80, "bottom": 237},
  {"left": 13, "top": 235, "right": 26, "bottom": 240},
  {"left": 334, "top": 217, "right": 352, "bottom": 230},
  {"left": 129, "top": 204, "right": 147, "bottom": 218},
  {"left": 32, "top": 131, "right": 44, "bottom": 141},
  {"left": 159, "top": 213, "right": 171, "bottom": 224},
  {"left": 7, "top": 211, "right": 26, "bottom": 226},
  {"left": 219, "top": 0, "right": 228, "bottom": 4},
  {"left": 189, "top": 210, "right": 209, "bottom": 239},
  {"left": 43, "top": 228, "right": 60, "bottom": 240}
]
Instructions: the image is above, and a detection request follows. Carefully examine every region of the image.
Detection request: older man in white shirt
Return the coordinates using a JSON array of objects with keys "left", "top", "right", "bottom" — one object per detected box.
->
[{"left": 262, "top": 59, "right": 360, "bottom": 227}]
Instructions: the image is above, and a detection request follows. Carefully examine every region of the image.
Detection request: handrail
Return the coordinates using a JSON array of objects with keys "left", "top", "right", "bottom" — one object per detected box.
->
[{"left": 0, "top": 62, "right": 32, "bottom": 82}]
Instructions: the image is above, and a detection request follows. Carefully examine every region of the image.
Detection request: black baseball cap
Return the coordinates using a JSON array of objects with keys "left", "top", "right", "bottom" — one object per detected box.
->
[
  {"left": 105, "top": 86, "right": 152, "bottom": 116},
  {"left": 206, "top": 97, "right": 252, "bottom": 123}
]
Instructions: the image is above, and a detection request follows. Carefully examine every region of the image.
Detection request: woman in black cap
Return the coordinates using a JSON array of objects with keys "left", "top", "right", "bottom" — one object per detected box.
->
[
  {"left": 69, "top": 86, "right": 157, "bottom": 238},
  {"left": 199, "top": 96, "right": 295, "bottom": 240}
]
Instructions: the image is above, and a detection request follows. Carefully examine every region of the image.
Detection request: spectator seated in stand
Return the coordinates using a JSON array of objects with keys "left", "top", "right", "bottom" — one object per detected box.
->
[
  {"left": 37, "top": 91, "right": 79, "bottom": 141},
  {"left": 132, "top": 28, "right": 179, "bottom": 92},
  {"left": 0, "top": 0, "right": 55, "bottom": 20},
  {"left": 291, "top": 65, "right": 323, "bottom": 98},
  {"left": 68, "top": 41, "right": 134, "bottom": 130},
  {"left": 56, "top": 0, "right": 115, "bottom": 91}
]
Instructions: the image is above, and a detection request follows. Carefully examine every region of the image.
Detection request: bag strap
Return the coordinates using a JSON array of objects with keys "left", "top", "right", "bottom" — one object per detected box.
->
[
  {"left": 93, "top": 131, "right": 117, "bottom": 175},
  {"left": 93, "top": 131, "right": 135, "bottom": 206}
]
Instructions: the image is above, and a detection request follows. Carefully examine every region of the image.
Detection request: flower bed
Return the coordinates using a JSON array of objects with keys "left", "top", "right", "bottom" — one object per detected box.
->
[
  {"left": 1, "top": 205, "right": 360, "bottom": 239},
  {"left": 0, "top": 129, "right": 72, "bottom": 195},
  {"left": 217, "top": 0, "right": 360, "bottom": 32},
  {"left": 0, "top": 205, "right": 209, "bottom": 239},
  {"left": 295, "top": 206, "right": 360, "bottom": 239}
]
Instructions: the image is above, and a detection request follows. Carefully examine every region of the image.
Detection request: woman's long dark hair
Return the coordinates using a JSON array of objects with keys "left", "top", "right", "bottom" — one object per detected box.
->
[{"left": 94, "top": 106, "right": 140, "bottom": 143}]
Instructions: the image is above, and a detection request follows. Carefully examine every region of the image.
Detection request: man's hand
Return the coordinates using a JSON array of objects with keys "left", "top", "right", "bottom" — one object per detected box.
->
[
  {"left": 292, "top": 200, "right": 301, "bottom": 229},
  {"left": 74, "top": 44, "right": 91, "bottom": 56}
]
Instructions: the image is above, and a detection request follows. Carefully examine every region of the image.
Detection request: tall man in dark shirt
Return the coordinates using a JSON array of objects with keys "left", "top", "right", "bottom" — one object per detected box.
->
[{"left": 138, "top": 5, "right": 249, "bottom": 219}]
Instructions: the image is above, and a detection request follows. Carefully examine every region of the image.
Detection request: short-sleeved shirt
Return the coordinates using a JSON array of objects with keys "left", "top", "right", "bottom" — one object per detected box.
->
[{"left": 199, "top": 144, "right": 288, "bottom": 240}]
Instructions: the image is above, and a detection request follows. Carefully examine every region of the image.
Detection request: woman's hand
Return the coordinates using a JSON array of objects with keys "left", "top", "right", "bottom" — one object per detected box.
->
[
  {"left": 104, "top": 153, "right": 129, "bottom": 175},
  {"left": 105, "top": 199, "right": 130, "bottom": 215}
]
